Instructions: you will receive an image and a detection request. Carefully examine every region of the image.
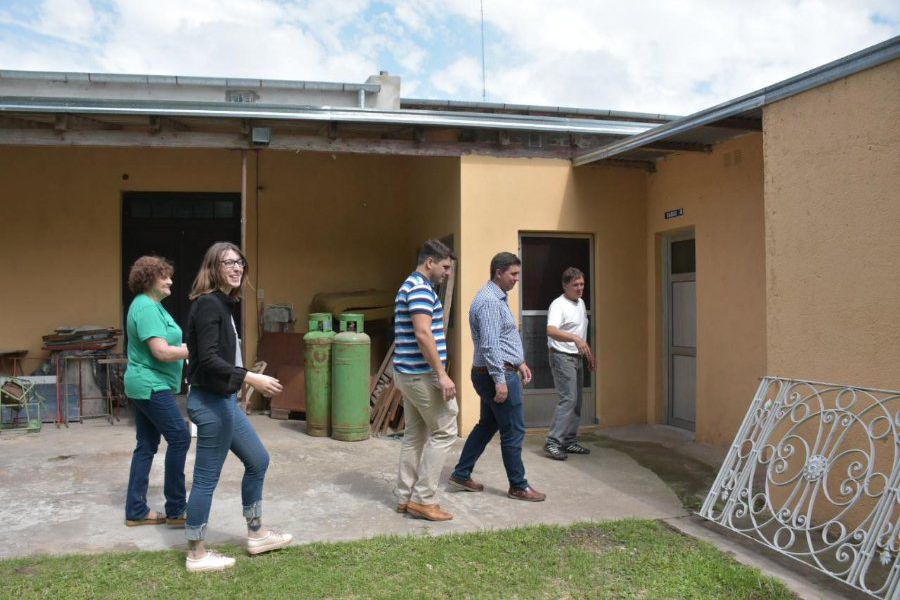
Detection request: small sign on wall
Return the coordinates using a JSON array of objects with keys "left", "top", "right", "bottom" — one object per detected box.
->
[{"left": 665, "top": 208, "right": 684, "bottom": 220}]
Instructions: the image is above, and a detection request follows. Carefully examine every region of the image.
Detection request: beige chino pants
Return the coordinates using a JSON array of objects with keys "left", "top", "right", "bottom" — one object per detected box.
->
[{"left": 394, "top": 371, "right": 459, "bottom": 505}]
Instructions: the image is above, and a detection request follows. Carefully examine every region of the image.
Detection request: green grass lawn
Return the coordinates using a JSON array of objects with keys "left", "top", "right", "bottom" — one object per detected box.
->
[{"left": 1, "top": 519, "right": 791, "bottom": 599}]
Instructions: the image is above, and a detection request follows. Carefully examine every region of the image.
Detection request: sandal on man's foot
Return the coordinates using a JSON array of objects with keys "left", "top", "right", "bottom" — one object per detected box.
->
[{"left": 125, "top": 511, "right": 166, "bottom": 527}]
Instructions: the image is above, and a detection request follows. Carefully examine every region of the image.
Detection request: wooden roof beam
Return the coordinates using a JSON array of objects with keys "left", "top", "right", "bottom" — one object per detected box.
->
[
  {"left": 0, "top": 114, "right": 52, "bottom": 129},
  {"left": 149, "top": 116, "right": 190, "bottom": 133},
  {"left": 0, "top": 128, "right": 584, "bottom": 160},
  {"left": 54, "top": 114, "right": 122, "bottom": 131}
]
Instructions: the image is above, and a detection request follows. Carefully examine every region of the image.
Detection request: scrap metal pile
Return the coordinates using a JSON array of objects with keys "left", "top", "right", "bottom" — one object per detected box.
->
[{"left": 42, "top": 326, "right": 121, "bottom": 351}]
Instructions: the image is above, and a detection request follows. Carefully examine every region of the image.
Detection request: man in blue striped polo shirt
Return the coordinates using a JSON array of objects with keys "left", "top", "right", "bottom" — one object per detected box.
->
[{"left": 393, "top": 239, "right": 458, "bottom": 522}]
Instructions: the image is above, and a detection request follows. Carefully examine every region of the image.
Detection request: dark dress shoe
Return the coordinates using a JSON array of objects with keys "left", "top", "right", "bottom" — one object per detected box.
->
[
  {"left": 545, "top": 444, "right": 568, "bottom": 460},
  {"left": 565, "top": 442, "right": 591, "bottom": 455},
  {"left": 448, "top": 475, "right": 484, "bottom": 492},
  {"left": 507, "top": 485, "right": 546, "bottom": 502}
]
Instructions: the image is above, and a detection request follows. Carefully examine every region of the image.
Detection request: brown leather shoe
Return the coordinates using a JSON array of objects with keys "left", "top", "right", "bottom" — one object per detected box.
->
[
  {"left": 448, "top": 475, "right": 484, "bottom": 492},
  {"left": 396, "top": 503, "right": 408, "bottom": 513},
  {"left": 406, "top": 501, "right": 453, "bottom": 521},
  {"left": 507, "top": 485, "right": 546, "bottom": 502}
]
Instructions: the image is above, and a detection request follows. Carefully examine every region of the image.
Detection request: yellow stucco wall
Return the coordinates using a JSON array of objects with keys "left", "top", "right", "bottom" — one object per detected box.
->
[
  {"left": 0, "top": 146, "right": 244, "bottom": 369},
  {"left": 763, "top": 58, "right": 900, "bottom": 390},
  {"left": 253, "top": 151, "right": 414, "bottom": 328},
  {"left": 645, "top": 134, "right": 767, "bottom": 446},
  {"left": 457, "top": 156, "right": 648, "bottom": 434},
  {"left": 399, "top": 157, "right": 463, "bottom": 419},
  {"left": 0, "top": 148, "right": 460, "bottom": 389},
  {"left": 250, "top": 151, "right": 460, "bottom": 398},
  {"left": 246, "top": 151, "right": 461, "bottom": 379}
]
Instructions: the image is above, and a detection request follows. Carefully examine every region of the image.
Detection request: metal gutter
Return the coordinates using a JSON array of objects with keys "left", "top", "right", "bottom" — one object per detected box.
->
[
  {"left": 402, "top": 97, "right": 680, "bottom": 122},
  {"left": 0, "top": 69, "right": 381, "bottom": 93},
  {"left": 0, "top": 97, "right": 657, "bottom": 136},
  {"left": 573, "top": 36, "right": 900, "bottom": 166}
]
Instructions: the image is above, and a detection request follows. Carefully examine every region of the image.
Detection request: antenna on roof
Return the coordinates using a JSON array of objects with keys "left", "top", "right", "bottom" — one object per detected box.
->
[{"left": 480, "top": 0, "right": 486, "bottom": 101}]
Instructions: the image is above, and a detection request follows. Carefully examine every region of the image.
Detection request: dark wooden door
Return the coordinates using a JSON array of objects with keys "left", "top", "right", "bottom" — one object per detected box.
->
[{"left": 121, "top": 192, "right": 241, "bottom": 332}]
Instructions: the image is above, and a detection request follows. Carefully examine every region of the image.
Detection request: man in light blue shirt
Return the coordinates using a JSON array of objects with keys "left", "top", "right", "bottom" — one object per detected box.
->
[{"left": 449, "top": 252, "right": 546, "bottom": 502}]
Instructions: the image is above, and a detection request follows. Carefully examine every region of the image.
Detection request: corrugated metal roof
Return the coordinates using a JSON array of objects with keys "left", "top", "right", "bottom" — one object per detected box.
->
[
  {"left": 0, "top": 97, "right": 659, "bottom": 136},
  {"left": 0, "top": 69, "right": 381, "bottom": 93},
  {"left": 401, "top": 98, "right": 680, "bottom": 123}
]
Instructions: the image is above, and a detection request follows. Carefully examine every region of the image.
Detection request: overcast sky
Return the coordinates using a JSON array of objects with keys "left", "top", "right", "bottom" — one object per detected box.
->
[{"left": 1, "top": 0, "right": 897, "bottom": 115}]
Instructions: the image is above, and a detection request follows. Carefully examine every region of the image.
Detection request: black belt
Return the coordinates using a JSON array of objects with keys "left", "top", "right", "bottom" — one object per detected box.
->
[
  {"left": 472, "top": 363, "right": 518, "bottom": 374},
  {"left": 549, "top": 347, "right": 579, "bottom": 357}
]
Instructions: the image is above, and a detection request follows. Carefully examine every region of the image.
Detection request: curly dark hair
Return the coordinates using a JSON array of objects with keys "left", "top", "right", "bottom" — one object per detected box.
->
[{"left": 128, "top": 255, "right": 174, "bottom": 294}]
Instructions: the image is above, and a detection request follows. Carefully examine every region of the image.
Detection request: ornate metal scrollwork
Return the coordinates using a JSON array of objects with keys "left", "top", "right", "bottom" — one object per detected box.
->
[{"left": 699, "top": 377, "right": 900, "bottom": 599}]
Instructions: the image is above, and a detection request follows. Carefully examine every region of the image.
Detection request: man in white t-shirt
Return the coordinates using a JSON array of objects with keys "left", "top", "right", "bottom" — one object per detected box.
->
[{"left": 545, "top": 267, "right": 595, "bottom": 460}]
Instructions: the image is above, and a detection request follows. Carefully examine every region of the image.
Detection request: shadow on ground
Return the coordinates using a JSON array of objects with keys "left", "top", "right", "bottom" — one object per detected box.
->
[{"left": 585, "top": 433, "right": 719, "bottom": 511}]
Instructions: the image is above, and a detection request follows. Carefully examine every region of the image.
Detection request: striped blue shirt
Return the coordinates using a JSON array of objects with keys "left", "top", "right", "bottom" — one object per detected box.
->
[
  {"left": 470, "top": 281, "right": 525, "bottom": 385},
  {"left": 393, "top": 271, "right": 447, "bottom": 374}
]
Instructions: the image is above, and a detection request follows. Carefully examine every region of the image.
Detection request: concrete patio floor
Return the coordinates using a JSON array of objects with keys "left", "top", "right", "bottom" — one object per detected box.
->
[{"left": 0, "top": 415, "right": 862, "bottom": 599}]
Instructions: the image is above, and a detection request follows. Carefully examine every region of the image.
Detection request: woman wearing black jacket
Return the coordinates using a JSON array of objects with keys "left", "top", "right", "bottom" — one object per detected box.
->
[{"left": 182, "top": 242, "right": 291, "bottom": 573}]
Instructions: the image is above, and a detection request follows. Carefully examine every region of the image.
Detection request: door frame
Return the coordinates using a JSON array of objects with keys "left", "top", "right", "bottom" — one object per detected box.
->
[
  {"left": 661, "top": 228, "right": 696, "bottom": 431},
  {"left": 518, "top": 232, "right": 596, "bottom": 427}
]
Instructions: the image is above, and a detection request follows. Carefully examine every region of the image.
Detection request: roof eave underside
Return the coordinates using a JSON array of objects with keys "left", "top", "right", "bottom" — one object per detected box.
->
[{"left": 573, "top": 35, "right": 900, "bottom": 167}]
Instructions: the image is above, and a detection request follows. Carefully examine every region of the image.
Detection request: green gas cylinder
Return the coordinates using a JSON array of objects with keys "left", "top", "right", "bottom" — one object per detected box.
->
[
  {"left": 303, "top": 313, "right": 335, "bottom": 437},
  {"left": 331, "top": 313, "right": 370, "bottom": 441}
]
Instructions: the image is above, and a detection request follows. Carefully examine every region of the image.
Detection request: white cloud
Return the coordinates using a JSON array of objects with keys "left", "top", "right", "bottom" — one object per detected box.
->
[
  {"left": 0, "top": 0, "right": 382, "bottom": 81},
  {"left": 0, "top": 0, "right": 896, "bottom": 114},
  {"left": 92, "top": 0, "right": 343, "bottom": 79},
  {"left": 432, "top": 0, "right": 900, "bottom": 112},
  {"left": 430, "top": 56, "right": 481, "bottom": 98},
  {"left": 393, "top": 1, "right": 430, "bottom": 36},
  {"left": 0, "top": 0, "right": 110, "bottom": 47}
]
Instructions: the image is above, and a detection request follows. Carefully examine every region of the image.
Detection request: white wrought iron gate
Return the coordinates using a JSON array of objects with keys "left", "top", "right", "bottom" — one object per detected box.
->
[{"left": 699, "top": 377, "right": 900, "bottom": 599}]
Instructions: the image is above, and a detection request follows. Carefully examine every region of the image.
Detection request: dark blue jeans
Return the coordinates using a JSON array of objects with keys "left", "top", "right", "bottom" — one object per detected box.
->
[
  {"left": 125, "top": 391, "right": 191, "bottom": 520},
  {"left": 185, "top": 388, "right": 270, "bottom": 541},
  {"left": 452, "top": 370, "right": 528, "bottom": 490}
]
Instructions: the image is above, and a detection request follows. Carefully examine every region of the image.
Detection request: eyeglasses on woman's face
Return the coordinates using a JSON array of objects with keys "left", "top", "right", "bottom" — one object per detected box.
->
[{"left": 220, "top": 259, "right": 246, "bottom": 270}]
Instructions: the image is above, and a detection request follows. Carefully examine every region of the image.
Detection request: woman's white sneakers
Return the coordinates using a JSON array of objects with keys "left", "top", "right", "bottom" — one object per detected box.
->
[
  {"left": 185, "top": 550, "right": 236, "bottom": 573},
  {"left": 246, "top": 528, "right": 293, "bottom": 555},
  {"left": 185, "top": 530, "right": 293, "bottom": 572}
]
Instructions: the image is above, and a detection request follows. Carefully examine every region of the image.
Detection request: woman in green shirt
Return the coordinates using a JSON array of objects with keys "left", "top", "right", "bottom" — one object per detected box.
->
[{"left": 124, "top": 256, "right": 191, "bottom": 527}]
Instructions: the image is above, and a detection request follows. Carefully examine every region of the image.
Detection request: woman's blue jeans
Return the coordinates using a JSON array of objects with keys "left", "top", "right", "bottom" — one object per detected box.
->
[
  {"left": 125, "top": 391, "right": 191, "bottom": 520},
  {"left": 184, "top": 388, "right": 270, "bottom": 541}
]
